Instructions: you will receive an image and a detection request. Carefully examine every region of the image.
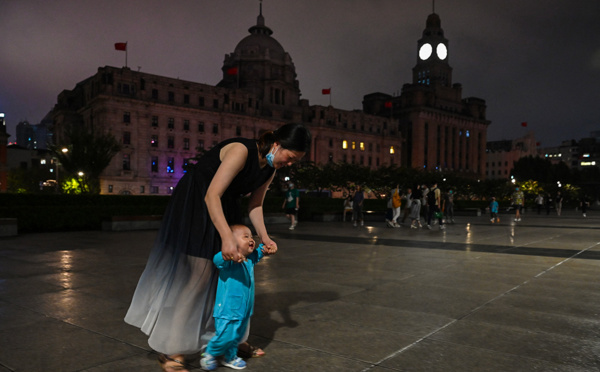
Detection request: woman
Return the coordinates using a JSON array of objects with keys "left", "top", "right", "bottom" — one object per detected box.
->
[{"left": 124, "top": 123, "right": 311, "bottom": 371}]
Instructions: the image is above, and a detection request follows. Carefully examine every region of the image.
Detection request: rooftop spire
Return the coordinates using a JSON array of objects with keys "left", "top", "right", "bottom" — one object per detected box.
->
[{"left": 249, "top": 0, "right": 272, "bottom": 35}]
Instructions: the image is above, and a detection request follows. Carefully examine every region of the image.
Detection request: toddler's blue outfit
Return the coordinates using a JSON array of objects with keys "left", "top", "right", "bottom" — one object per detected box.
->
[{"left": 205, "top": 244, "right": 265, "bottom": 362}]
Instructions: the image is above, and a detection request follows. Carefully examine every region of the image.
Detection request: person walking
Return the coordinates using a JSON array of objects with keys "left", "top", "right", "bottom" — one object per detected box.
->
[
  {"left": 390, "top": 184, "right": 402, "bottom": 227},
  {"left": 409, "top": 185, "right": 423, "bottom": 229},
  {"left": 401, "top": 188, "right": 412, "bottom": 225},
  {"left": 282, "top": 182, "right": 299, "bottom": 230},
  {"left": 426, "top": 182, "right": 444, "bottom": 230},
  {"left": 490, "top": 196, "right": 500, "bottom": 223},
  {"left": 512, "top": 187, "right": 525, "bottom": 222},
  {"left": 555, "top": 191, "right": 563, "bottom": 216},
  {"left": 352, "top": 186, "right": 365, "bottom": 227},
  {"left": 124, "top": 123, "right": 311, "bottom": 371},
  {"left": 444, "top": 190, "right": 455, "bottom": 223},
  {"left": 201, "top": 225, "right": 268, "bottom": 371}
]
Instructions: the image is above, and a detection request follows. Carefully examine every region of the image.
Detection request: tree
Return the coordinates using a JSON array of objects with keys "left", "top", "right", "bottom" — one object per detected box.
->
[{"left": 50, "top": 125, "right": 121, "bottom": 194}]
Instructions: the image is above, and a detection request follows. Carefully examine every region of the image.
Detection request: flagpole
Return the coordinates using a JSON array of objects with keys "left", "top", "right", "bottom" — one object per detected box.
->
[
  {"left": 329, "top": 87, "right": 332, "bottom": 106},
  {"left": 125, "top": 42, "right": 128, "bottom": 68}
]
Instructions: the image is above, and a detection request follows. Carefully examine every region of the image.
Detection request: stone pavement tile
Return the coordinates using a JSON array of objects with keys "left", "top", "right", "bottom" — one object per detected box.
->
[
  {"left": 340, "top": 281, "right": 503, "bottom": 319},
  {"left": 250, "top": 310, "right": 420, "bottom": 364},
  {"left": 79, "top": 352, "right": 159, "bottom": 371},
  {"left": 0, "top": 256, "right": 60, "bottom": 278},
  {"left": 0, "top": 276, "right": 64, "bottom": 298},
  {"left": 241, "top": 340, "right": 372, "bottom": 372},
  {"left": 0, "top": 317, "right": 144, "bottom": 372},
  {"left": 290, "top": 300, "right": 453, "bottom": 336},
  {"left": 0, "top": 302, "right": 49, "bottom": 331},
  {"left": 463, "top": 302, "right": 600, "bottom": 340},
  {"left": 503, "top": 281, "right": 600, "bottom": 319},
  {"left": 379, "top": 338, "right": 590, "bottom": 372},
  {"left": 542, "top": 259, "right": 600, "bottom": 284},
  {"left": 428, "top": 320, "right": 600, "bottom": 370},
  {"left": 8, "top": 289, "right": 126, "bottom": 323}
]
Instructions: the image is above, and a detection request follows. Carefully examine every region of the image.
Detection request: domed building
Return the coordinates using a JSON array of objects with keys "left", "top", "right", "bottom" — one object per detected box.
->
[
  {"left": 50, "top": 6, "right": 421, "bottom": 195},
  {"left": 218, "top": 5, "right": 302, "bottom": 122}
]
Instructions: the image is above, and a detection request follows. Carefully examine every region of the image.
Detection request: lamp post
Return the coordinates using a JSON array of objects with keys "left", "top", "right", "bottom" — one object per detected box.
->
[{"left": 54, "top": 147, "right": 69, "bottom": 193}]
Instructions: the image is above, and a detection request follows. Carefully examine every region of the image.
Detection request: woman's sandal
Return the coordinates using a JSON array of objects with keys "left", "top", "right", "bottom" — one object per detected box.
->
[
  {"left": 157, "top": 354, "right": 189, "bottom": 372},
  {"left": 238, "top": 342, "right": 266, "bottom": 358}
]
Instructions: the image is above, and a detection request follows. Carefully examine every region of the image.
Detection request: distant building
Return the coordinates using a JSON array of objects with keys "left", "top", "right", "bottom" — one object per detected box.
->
[
  {"left": 486, "top": 131, "right": 538, "bottom": 179},
  {"left": 363, "top": 12, "right": 490, "bottom": 177},
  {"left": 0, "top": 113, "right": 8, "bottom": 192},
  {"left": 51, "top": 7, "right": 401, "bottom": 195},
  {"left": 541, "top": 135, "right": 600, "bottom": 171},
  {"left": 15, "top": 116, "right": 52, "bottom": 150}
]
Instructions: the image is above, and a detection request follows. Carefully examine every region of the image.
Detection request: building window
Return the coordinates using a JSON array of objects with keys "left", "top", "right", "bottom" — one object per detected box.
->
[
  {"left": 167, "top": 157, "right": 175, "bottom": 173},
  {"left": 150, "top": 186, "right": 159, "bottom": 194},
  {"left": 167, "top": 136, "right": 175, "bottom": 149},
  {"left": 198, "top": 140, "right": 205, "bottom": 150},
  {"left": 236, "top": 126, "right": 241, "bottom": 136},
  {"left": 123, "top": 131, "right": 131, "bottom": 145},
  {"left": 168, "top": 186, "right": 174, "bottom": 194},
  {"left": 122, "top": 154, "right": 131, "bottom": 170},
  {"left": 152, "top": 116, "right": 158, "bottom": 127},
  {"left": 152, "top": 89, "right": 158, "bottom": 99},
  {"left": 183, "top": 138, "right": 190, "bottom": 150},
  {"left": 360, "top": 142, "right": 365, "bottom": 151},
  {"left": 108, "top": 185, "right": 113, "bottom": 193},
  {"left": 198, "top": 121, "right": 205, "bottom": 132},
  {"left": 213, "top": 123, "right": 219, "bottom": 134},
  {"left": 168, "top": 118, "right": 174, "bottom": 129},
  {"left": 184, "top": 94, "right": 190, "bottom": 104},
  {"left": 140, "top": 185, "right": 145, "bottom": 194},
  {"left": 342, "top": 140, "right": 348, "bottom": 149},
  {"left": 352, "top": 141, "right": 356, "bottom": 150},
  {"left": 123, "top": 111, "right": 130, "bottom": 123},
  {"left": 329, "top": 139, "right": 333, "bottom": 147},
  {"left": 183, "top": 120, "right": 190, "bottom": 131},
  {"left": 151, "top": 157, "right": 158, "bottom": 172},
  {"left": 213, "top": 99, "right": 219, "bottom": 108},
  {"left": 151, "top": 135, "right": 158, "bottom": 147},
  {"left": 199, "top": 97, "right": 205, "bottom": 106},
  {"left": 168, "top": 91, "right": 175, "bottom": 102}
]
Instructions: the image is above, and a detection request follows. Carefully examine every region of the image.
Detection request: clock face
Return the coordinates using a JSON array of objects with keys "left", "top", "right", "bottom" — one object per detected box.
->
[
  {"left": 419, "top": 43, "right": 432, "bottom": 60},
  {"left": 436, "top": 43, "right": 448, "bottom": 60}
]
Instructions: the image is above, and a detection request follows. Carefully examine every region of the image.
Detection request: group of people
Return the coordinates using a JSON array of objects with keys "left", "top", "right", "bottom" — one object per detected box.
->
[
  {"left": 125, "top": 123, "right": 312, "bottom": 371},
  {"left": 377, "top": 183, "right": 455, "bottom": 230},
  {"left": 490, "top": 188, "right": 592, "bottom": 223}
]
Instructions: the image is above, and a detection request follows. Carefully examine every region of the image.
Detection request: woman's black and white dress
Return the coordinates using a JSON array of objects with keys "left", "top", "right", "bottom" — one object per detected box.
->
[{"left": 125, "top": 138, "right": 274, "bottom": 355}]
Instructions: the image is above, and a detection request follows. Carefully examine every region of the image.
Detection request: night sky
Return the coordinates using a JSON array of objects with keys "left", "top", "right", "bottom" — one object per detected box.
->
[{"left": 1, "top": 0, "right": 599, "bottom": 147}]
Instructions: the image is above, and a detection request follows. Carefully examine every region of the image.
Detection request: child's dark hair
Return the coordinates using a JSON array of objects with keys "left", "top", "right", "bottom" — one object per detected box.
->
[{"left": 257, "top": 123, "right": 312, "bottom": 157}]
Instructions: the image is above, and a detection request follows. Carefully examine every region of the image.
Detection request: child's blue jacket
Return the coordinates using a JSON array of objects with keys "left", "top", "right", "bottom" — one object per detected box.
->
[{"left": 212, "top": 244, "right": 265, "bottom": 320}]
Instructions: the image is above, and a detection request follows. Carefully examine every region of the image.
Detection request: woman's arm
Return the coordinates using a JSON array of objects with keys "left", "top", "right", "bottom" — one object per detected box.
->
[
  {"left": 205, "top": 143, "right": 248, "bottom": 262},
  {"left": 248, "top": 172, "right": 278, "bottom": 254}
]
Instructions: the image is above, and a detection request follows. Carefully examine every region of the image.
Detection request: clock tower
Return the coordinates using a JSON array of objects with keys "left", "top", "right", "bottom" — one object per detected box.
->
[{"left": 414, "top": 13, "right": 451, "bottom": 87}]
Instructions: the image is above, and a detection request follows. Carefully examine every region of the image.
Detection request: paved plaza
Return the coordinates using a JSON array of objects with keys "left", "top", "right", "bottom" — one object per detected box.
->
[{"left": 0, "top": 210, "right": 599, "bottom": 371}]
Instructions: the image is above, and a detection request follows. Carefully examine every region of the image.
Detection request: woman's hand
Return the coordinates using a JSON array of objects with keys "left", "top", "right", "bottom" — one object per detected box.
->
[
  {"left": 261, "top": 236, "right": 278, "bottom": 255},
  {"left": 221, "top": 238, "right": 244, "bottom": 262}
]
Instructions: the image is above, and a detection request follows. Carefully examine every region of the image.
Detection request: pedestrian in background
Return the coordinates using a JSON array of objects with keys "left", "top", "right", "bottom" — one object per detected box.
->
[
  {"left": 352, "top": 185, "right": 365, "bottom": 227},
  {"left": 282, "top": 182, "right": 299, "bottom": 230}
]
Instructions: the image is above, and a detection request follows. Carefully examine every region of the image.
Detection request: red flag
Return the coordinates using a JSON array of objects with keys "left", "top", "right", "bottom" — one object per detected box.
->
[
  {"left": 521, "top": 122, "right": 527, "bottom": 127},
  {"left": 384, "top": 101, "right": 392, "bottom": 108},
  {"left": 322, "top": 88, "right": 331, "bottom": 95},
  {"left": 114, "top": 42, "right": 127, "bottom": 51},
  {"left": 226, "top": 67, "right": 238, "bottom": 75}
]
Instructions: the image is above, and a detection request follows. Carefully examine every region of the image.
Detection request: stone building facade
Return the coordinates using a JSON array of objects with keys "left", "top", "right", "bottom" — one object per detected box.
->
[
  {"left": 363, "top": 13, "right": 490, "bottom": 177},
  {"left": 52, "top": 8, "right": 400, "bottom": 195}
]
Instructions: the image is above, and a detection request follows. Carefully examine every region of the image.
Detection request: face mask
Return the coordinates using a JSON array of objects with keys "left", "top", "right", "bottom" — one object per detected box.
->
[{"left": 266, "top": 146, "right": 279, "bottom": 168}]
